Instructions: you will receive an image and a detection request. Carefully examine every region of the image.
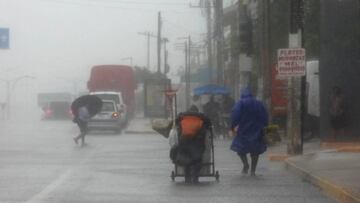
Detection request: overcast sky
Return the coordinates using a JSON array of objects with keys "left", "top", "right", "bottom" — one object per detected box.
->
[
  {"left": 0, "top": 0, "right": 208, "bottom": 118},
  {"left": 0, "top": 0, "right": 206, "bottom": 93}
]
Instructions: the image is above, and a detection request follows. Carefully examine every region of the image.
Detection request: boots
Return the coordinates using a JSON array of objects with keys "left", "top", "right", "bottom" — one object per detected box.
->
[
  {"left": 239, "top": 153, "right": 259, "bottom": 176},
  {"left": 250, "top": 153, "right": 259, "bottom": 176},
  {"left": 239, "top": 153, "right": 249, "bottom": 174}
]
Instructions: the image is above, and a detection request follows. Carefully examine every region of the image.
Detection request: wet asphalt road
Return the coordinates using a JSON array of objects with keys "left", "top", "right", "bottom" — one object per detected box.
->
[{"left": 0, "top": 120, "right": 334, "bottom": 203}]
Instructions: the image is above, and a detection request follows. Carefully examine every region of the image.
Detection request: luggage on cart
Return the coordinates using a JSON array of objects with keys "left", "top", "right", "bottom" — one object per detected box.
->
[{"left": 170, "top": 112, "right": 219, "bottom": 182}]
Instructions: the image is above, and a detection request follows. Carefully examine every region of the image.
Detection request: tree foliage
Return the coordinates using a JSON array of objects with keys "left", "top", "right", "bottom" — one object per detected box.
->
[
  {"left": 269, "top": 0, "right": 321, "bottom": 60},
  {"left": 304, "top": 0, "right": 320, "bottom": 59},
  {"left": 269, "top": 0, "right": 290, "bottom": 63}
]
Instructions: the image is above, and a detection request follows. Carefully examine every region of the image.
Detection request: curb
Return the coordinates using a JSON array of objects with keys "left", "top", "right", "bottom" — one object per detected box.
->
[
  {"left": 285, "top": 159, "right": 360, "bottom": 203},
  {"left": 337, "top": 147, "right": 360, "bottom": 153},
  {"left": 125, "top": 130, "right": 156, "bottom": 134},
  {"left": 267, "top": 153, "right": 290, "bottom": 161},
  {"left": 321, "top": 142, "right": 360, "bottom": 149}
]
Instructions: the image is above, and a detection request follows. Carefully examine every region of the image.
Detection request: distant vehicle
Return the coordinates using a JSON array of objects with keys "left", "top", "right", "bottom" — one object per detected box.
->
[
  {"left": 87, "top": 65, "right": 136, "bottom": 119},
  {"left": 37, "top": 93, "right": 73, "bottom": 120},
  {"left": 90, "top": 91, "right": 127, "bottom": 122},
  {"left": 306, "top": 60, "right": 319, "bottom": 117},
  {"left": 88, "top": 100, "right": 124, "bottom": 133}
]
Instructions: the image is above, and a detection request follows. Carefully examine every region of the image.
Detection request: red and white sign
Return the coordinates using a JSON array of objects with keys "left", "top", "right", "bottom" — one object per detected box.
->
[{"left": 277, "top": 48, "right": 306, "bottom": 77}]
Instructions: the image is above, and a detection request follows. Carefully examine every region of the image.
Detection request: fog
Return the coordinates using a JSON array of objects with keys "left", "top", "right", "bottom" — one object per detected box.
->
[{"left": 0, "top": 0, "right": 205, "bottom": 120}]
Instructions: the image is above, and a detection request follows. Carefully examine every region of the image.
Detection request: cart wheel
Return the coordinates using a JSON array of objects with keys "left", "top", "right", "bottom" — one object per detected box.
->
[
  {"left": 171, "top": 171, "right": 175, "bottom": 182},
  {"left": 215, "top": 171, "right": 220, "bottom": 181}
]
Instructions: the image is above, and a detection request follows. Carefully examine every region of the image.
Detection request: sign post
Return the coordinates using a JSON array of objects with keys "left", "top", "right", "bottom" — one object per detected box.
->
[
  {"left": 277, "top": 48, "right": 306, "bottom": 77},
  {"left": 277, "top": 47, "right": 306, "bottom": 155},
  {"left": 163, "top": 89, "right": 178, "bottom": 122}
]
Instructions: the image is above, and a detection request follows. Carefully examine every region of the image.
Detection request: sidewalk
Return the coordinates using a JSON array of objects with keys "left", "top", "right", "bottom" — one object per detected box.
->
[
  {"left": 125, "top": 118, "right": 360, "bottom": 203},
  {"left": 125, "top": 117, "right": 156, "bottom": 134},
  {"left": 286, "top": 150, "right": 360, "bottom": 203},
  {"left": 270, "top": 140, "right": 360, "bottom": 203}
]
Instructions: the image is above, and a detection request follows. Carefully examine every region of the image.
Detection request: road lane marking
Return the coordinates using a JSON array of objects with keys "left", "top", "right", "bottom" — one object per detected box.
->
[
  {"left": 26, "top": 169, "right": 73, "bottom": 203},
  {"left": 26, "top": 147, "right": 100, "bottom": 203}
]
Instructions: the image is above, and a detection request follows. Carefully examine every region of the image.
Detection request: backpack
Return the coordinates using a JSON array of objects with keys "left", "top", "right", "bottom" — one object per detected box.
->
[{"left": 180, "top": 115, "right": 204, "bottom": 139}]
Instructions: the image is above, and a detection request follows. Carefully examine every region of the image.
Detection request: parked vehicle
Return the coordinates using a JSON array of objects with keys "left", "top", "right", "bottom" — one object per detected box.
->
[
  {"left": 87, "top": 65, "right": 136, "bottom": 119},
  {"left": 90, "top": 91, "right": 127, "bottom": 123},
  {"left": 306, "top": 60, "right": 319, "bottom": 117},
  {"left": 88, "top": 100, "right": 124, "bottom": 133},
  {"left": 38, "top": 93, "right": 73, "bottom": 120}
]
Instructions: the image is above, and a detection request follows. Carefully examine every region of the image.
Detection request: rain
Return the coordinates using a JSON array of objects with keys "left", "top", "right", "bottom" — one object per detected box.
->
[{"left": 0, "top": 0, "right": 358, "bottom": 202}]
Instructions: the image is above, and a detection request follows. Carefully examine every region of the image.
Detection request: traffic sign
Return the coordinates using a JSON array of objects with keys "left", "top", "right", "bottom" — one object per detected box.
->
[
  {"left": 0, "top": 28, "right": 9, "bottom": 49},
  {"left": 277, "top": 48, "right": 305, "bottom": 77}
]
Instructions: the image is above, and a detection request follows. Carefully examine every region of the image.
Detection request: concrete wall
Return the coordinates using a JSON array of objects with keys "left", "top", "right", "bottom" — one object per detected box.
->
[{"left": 319, "top": 0, "right": 360, "bottom": 139}]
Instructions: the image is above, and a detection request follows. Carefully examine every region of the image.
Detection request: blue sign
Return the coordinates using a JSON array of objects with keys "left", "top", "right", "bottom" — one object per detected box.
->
[{"left": 0, "top": 28, "right": 9, "bottom": 49}]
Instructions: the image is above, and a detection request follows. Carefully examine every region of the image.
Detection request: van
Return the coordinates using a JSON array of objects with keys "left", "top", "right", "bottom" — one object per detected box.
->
[
  {"left": 90, "top": 91, "right": 128, "bottom": 125},
  {"left": 88, "top": 100, "right": 123, "bottom": 133}
]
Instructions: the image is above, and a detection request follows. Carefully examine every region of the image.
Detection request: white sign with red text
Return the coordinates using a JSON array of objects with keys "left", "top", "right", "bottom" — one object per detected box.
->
[{"left": 277, "top": 48, "right": 306, "bottom": 77}]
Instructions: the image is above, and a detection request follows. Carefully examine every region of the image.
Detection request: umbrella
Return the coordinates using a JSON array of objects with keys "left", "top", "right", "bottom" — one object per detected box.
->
[
  {"left": 71, "top": 95, "right": 102, "bottom": 117},
  {"left": 193, "top": 84, "right": 230, "bottom": 96}
]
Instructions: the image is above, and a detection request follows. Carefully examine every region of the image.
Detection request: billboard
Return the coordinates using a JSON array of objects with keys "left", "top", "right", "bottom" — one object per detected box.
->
[{"left": 0, "top": 28, "right": 9, "bottom": 49}]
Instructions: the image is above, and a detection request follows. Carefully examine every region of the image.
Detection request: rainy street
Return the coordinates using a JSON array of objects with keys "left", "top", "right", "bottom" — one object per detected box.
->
[
  {"left": 0, "top": 0, "right": 360, "bottom": 202},
  {"left": 0, "top": 119, "right": 334, "bottom": 203}
]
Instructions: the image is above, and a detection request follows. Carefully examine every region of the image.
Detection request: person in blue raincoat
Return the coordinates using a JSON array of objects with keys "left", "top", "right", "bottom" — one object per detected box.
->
[{"left": 230, "top": 88, "right": 268, "bottom": 176}]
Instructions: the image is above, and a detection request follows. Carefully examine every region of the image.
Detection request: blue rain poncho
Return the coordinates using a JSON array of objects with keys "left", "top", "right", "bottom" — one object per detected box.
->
[{"left": 230, "top": 89, "right": 268, "bottom": 155}]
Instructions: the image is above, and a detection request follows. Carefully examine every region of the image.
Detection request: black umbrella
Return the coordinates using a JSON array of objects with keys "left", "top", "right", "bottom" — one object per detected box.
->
[{"left": 71, "top": 95, "right": 102, "bottom": 117}]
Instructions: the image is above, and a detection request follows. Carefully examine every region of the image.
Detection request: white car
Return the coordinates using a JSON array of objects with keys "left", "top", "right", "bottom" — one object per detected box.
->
[
  {"left": 88, "top": 100, "right": 124, "bottom": 133},
  {"left": 90, "top": 91, "right": 128, "bottom": 124}
]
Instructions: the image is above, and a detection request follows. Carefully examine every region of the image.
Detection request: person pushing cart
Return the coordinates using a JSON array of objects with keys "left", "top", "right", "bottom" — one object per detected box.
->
[{"left": 169, "top": 106, "right": 219, "bottom": 183}]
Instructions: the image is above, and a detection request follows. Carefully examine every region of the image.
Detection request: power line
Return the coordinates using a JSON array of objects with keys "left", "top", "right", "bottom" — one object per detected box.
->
[
  {"left": 39, "top": 0, "right": 198, "bottom": 15},
  {"left": 163, "top": 19, "right": 203, "bottom": 35},
  {"left": 86, "top": 0, "right": 189, "bottom": 6},
  {"left": 40, "top": 0, "right": 189, "bottom": 8}
]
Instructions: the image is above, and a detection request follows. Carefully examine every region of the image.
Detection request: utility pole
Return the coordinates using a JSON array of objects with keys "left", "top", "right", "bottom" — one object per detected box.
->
[
  {"left": 177, "top": 39, "right": 191, "bottom": 110},
  {"left": 214, "top": 0, "right": 225, "bottom": 85},
  {"left": 260, "top": 0, "right": 272, "bottom": 120},
  {"left": 206, "top": 0, "right": 213, "bottom": 84},
  {"left": 139, "top": 31, "right": 165, "bottom": 71},
  {"left": 139, "top": 32, "right": 155, "bottom": 70},
  {"left": 190, "top": 0, "right": 213, "bottom": 84},
  {"left": 185, "top": 41, "right": 190, "bottom": 110},
  {"left": 157, "top": 12, "right": 162, "bottom": 74},
  {"left": 185, "top": 36, "right": 192, "bottom": 110},
  {"left": 147, "top": 32, "right": 150, "bottom": 70},
  {"left": 287, "top": 0, "right": 304, "bottom": 155},
  {"left": 175, "top": 36, "right": 202, "bottom": 110},
  {"left": 163, "top": 38, "right": 169, "bottom": 74}
]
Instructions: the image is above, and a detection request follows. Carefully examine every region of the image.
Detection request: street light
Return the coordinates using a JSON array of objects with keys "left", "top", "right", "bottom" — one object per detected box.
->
[{"left": 0, "top": 75, "right": 36, "bottom": 120}]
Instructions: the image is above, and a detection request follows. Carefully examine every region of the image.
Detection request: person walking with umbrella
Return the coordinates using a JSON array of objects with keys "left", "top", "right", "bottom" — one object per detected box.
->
[
  {"left": 72, "top": 95, "right": 102, "bottom": 147},
  {"left": 73, "top": 105, "right": 90, "bottom": 146},
  {"left": 230, "top": 88, "right": 268, "bottom": 176}
]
